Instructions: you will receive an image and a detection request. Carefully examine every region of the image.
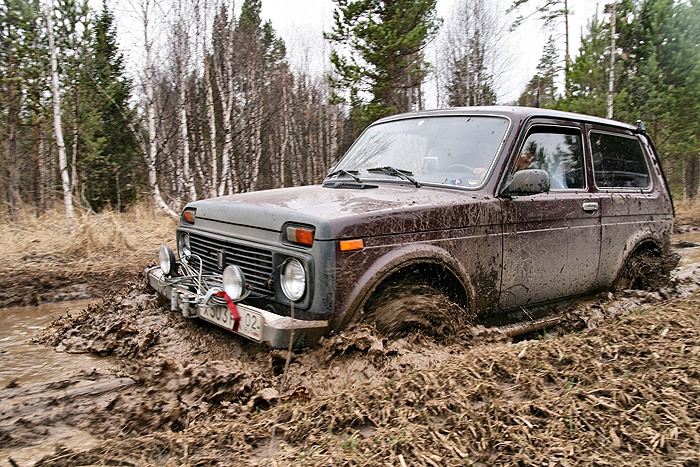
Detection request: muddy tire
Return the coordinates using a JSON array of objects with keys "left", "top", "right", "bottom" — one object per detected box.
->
[
  {"left": 614, "top": 248, "right": 678, "bottom": 291},
  {"left": 363, "top": 283, "right": 469, "bottom": 339}
]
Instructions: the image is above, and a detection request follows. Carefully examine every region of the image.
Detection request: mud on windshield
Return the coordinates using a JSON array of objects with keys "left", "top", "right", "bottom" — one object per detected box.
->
[{"left": 329, "top": 115, "right": 511, "bottom": 189}]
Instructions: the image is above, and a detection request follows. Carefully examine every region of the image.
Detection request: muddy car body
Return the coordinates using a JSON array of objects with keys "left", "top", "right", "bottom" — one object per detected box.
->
[{"left": 146, "top": 106, "right": 674, "bottom": 348}]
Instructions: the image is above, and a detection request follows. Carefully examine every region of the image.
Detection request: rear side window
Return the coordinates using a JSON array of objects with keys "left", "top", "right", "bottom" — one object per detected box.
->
[{"left": 591, "top": 132, "right": 651, "bottom": 189}]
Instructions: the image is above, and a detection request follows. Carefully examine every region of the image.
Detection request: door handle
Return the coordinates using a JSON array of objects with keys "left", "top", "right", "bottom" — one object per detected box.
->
[{"left": 582, "top": 202, "right": 599, "bottom": 212}]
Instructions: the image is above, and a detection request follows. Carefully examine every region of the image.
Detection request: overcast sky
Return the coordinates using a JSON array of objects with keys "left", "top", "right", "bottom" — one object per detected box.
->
[
  {"left": 110, "top": 0, "right": 603, "bottom": 105},
  {"left": 257, "top": 0, "right": 601, "bottom": 104}
]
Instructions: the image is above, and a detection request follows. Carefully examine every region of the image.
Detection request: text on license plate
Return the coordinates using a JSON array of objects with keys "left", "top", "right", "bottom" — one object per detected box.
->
[{"left": 199, "top": 304, "right": 263, "bottom": 342}]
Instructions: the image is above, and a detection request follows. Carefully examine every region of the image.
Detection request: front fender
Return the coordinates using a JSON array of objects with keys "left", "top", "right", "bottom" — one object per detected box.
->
[{"left": 330, "top": 243, "right": 474, "bottom": 330}]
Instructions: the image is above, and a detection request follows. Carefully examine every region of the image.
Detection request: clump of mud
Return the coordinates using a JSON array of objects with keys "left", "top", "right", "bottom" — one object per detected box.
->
[
  {"left": 33, "top": 285, "right": 700, "bottom": 466},
  {"left": 4, "top": 241, "right": 700, "bottom": 466}
]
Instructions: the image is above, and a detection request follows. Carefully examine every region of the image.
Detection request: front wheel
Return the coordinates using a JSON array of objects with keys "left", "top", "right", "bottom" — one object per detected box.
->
[{"left": 363, "top": 283, "right": 470, "bottom": 339}]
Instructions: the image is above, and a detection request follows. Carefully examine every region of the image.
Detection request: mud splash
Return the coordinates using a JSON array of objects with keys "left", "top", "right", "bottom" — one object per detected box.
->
[{"left": 2, "top": 240, "right": 700, "bottom": 465}]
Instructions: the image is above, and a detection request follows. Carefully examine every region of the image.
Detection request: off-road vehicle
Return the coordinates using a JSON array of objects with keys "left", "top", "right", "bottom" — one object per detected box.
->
[{"left": 146, "top": 106, "right": 674, "bottom": 348}]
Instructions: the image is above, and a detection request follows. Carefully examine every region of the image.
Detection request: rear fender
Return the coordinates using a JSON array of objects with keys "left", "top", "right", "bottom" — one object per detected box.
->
[{"left": 609, "top": 229, "right": 670, "bottom": 286}]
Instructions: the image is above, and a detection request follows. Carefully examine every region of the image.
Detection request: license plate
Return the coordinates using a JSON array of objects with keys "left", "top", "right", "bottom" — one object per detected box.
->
[{"left": 199, "top": 304, "right": 263, "bottom": 342}]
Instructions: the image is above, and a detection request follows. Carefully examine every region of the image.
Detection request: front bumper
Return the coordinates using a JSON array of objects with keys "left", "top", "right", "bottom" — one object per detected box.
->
[{"left": 145, "top": 266, "right": 328, "bottom": 349}]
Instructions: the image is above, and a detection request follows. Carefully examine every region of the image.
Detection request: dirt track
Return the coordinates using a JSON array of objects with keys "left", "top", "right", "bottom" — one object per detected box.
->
[{"left": 2, "top": 232, "right": 700, "bottom": 465}]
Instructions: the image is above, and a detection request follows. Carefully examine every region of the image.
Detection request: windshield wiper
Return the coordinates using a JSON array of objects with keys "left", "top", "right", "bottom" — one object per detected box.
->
[
  {"left": 367, "top": 166, "right": 421, "bottom": 188},
  {"left": 326, "top": 169, "right": 362, "bottom": 183}
]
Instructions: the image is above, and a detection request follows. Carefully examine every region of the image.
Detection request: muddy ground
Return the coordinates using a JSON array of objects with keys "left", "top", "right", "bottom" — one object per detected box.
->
[{"left": 2, "top": 229, "right": 700, "bottom": 465}]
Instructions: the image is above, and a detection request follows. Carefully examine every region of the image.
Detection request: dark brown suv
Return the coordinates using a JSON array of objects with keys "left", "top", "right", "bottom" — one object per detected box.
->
[{"left": 146, "top": 106, "right": 674, "bottom": 348}]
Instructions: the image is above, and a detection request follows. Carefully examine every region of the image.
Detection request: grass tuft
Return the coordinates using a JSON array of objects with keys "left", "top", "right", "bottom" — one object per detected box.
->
[{"left": 0, "top": 203, "right": 176, "bottom": 275}]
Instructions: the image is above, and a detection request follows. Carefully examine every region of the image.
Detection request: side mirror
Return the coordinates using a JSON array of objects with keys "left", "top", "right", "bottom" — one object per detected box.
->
[{"left": 501, "top": 169, "right": 550, "bottom": 197}]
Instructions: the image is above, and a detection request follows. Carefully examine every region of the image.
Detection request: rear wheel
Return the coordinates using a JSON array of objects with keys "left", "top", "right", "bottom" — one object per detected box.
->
[
  {"left": 614, "top": 247, "right": 677, "bottom": 291},
  {"left": 363, "top": 283, "right": 471, "bottom": 339}
]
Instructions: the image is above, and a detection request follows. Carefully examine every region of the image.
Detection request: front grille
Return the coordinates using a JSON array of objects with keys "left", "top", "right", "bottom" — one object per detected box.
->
[{"left": 188, "top": 232, "right": 275, "bottom": 297}]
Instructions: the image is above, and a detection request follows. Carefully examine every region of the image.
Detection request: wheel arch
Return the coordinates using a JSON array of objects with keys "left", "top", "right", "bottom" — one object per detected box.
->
[
  {"left": 611, "top": 231, "right": 670, "bottom": 288},
  {"left": 331, "top": 244, "right": 474, "bottom": 330}
]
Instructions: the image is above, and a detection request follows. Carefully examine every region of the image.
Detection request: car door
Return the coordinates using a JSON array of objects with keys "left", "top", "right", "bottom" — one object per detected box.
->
[
  {"left": 499, "top": 122, "right": 603, "bottom": 310},
  {"left": 589, "top": 127, "right": 675, "bottom": 286}
]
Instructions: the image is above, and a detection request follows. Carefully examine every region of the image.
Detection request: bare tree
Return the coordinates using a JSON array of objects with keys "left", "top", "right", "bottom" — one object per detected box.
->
[
  {"left": 173, "top": 3, "right": 196, "bottom": 202},
  {"left": 140, "top": 0, "right": 178, "bottom": 219},
  {"left": 437, "top": 0, "right": 511, "bottom": 107},
  {"left": 124, "top": 0, "right": 348, "bottom": 206},
  {"left": 46, "top": 0, "right": 74, "bottom": 230}
]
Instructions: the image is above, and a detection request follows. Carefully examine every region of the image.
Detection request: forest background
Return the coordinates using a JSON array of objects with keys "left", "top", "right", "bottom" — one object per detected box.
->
[{"left": 1, "top": 0, "right": 699, "bottom": 227}]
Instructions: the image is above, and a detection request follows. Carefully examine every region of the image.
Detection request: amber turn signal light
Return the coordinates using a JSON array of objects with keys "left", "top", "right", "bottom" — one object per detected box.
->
[
  {"left": 339, "top": 239, "right": 364, "bottom": 251},
  {"left": 286, "top": 226, "right": 314, "bottom": 246},
  {"left": 182, "top": 209, "right": 196, "bottom": 224}
]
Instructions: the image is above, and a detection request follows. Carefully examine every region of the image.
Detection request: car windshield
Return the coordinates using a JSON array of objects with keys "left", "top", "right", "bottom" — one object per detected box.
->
[{"left": 329, "top": 115, "right": 510, "bottom": 188}]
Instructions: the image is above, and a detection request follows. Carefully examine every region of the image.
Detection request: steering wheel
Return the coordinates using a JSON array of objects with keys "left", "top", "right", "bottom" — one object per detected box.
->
[{"left": 443, "top": 164, "right": 476, "bottom": 173}]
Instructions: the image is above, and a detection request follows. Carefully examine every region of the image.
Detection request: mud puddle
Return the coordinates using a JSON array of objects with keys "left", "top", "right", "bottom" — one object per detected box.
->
[
  {"left": 2, "top": 241, "right": 700, "bottom": 464},
  {"left": 0, "top": 300, "right": 110, "bottom": 387},
  {"left": 0, "top": 300, "right": 122, "bottom": 466}
]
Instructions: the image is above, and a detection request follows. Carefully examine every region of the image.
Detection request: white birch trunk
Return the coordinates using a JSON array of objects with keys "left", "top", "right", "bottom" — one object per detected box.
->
[
  {"left": 205, "top": 60, "right": 219, "bottom": 197},
  {"left": 278, "top": 84, "right": 290, "bottom": 186},
  {"left": 179, "top": 79, "right": 195, "bottom": 202},
  {"left": 213, "top": 37, "right": 235, "bottom": 196},
  {"left": 142, "top": 0, "right": 178, "bottom": 220},
  {"left": 606, "top": 2, "right": 616, "bottom": 120},
  {"left": 176, "top": 13, "right": 196, "bottom": 203},
  {"left": 249, "top": 89, "right": 262, "bottom": 191},
  {"left": 217, "top": 92, "right": 234, "bottom": 196},
  {"left": 46, "top": 0, "right": 74, "bottom": 231}
]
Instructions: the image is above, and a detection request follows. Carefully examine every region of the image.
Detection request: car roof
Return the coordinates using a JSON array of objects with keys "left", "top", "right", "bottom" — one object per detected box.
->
[{"left": 374, "top": 106, "right": 639, "bottom": 132}]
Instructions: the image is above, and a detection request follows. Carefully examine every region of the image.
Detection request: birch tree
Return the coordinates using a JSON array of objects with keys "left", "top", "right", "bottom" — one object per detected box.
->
[
  {"left": 46, "top": 0, "right": 74, "bottom": 230},
  {"left": 141, "top": 0, "right": 178, "bottom": 219},
  {"left": 173, "top": 4, "right": 196, "bottom": 202}
]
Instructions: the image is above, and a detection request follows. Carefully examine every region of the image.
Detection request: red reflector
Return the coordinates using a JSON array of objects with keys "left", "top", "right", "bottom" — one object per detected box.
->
[{"left": 339, "top": 239, "right": 364, "bottom": 251}]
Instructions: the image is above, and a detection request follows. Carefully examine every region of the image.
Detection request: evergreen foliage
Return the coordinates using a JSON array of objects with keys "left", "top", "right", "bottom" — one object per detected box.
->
[
  {"left": 1, "top": 0, "right": 49, "bottom": 218},
  {"left": 518, "top": 36, "right": 559, "bottom": 108},
  {"left": 326, "top": 0, "right": 441, "bottom": 132},
  {"left": 85, "top": 1, "right": 140, "bottom": 211},
  {"left": 0, "top": 0, "right": 139, "bottom": 216},
  {"left": 554, "top": 0, "right": 700, "bottom": 200}
]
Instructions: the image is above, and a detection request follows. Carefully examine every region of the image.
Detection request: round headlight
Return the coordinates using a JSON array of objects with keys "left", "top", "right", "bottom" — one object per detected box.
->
[
  {"left": 222, "top": 265, "right": 246, "bottom": 300},
  {"left": 280, "top": 258, "right": 306, "bottom": 301},
  {"left": 178, "top": 232, "right": 191, "bottom": 261},
  {"left": 158, "top": 246, "right": 177, "bottom": 276}
]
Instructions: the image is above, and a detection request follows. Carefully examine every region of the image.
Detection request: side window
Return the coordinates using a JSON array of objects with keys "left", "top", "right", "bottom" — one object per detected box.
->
[
  {"left": 514, "top": 127, "right": 585, "bottom": 190},
  {"left": 591, "top": 132, "right": 651, "bottom": 189}
]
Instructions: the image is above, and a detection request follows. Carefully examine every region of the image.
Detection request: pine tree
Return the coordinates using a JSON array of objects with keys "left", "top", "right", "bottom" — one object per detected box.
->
[
  {"left": 518, "top": 36, "right": 559, "bottom": 107},
  {"left": 556, "top": 13, "right": 609, "bottom": 116},
  {"left": 86, "top": 1, "right": 139, "bottom": 211},
  {"left": 326, "top": 0, "right": 441, "bottom": 132}
]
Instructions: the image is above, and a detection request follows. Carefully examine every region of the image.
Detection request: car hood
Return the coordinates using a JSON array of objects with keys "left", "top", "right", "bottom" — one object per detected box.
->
[{"left": 186, "top": 184, "right": 497, "bottom": 240}]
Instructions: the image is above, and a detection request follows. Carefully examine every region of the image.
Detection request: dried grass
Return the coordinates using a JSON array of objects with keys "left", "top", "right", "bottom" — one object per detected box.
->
[
  {"left": 674, "top": 201, "right": 700, "bottom": 229},
  {"left": 0, "top": 204, "right": 176, "bottom": 275}
]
